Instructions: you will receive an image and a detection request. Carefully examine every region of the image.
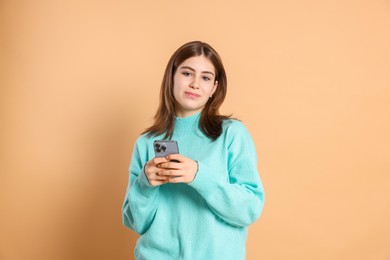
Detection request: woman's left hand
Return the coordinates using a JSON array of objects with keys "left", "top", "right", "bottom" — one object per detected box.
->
[{"left": 156, "top": 154, "right": 198, "bottom": 183}]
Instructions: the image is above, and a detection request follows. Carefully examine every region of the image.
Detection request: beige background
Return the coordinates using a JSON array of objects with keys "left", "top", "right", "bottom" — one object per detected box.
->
[{"left": 1, "top": 0, "right": 390, "bottom": 259}]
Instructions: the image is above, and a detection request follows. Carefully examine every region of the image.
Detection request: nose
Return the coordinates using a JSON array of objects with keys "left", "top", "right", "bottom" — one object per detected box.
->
[{"left": 189, "top": 78, "right": 200, "bottom": 89}]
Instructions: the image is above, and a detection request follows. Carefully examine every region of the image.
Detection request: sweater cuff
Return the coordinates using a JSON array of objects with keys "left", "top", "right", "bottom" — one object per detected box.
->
[
  {"left": 134, "top": 164, "right": 159, "bottom": 196},
  {"left": 188, "top": 160, "right": 220, "bottom": 198}
]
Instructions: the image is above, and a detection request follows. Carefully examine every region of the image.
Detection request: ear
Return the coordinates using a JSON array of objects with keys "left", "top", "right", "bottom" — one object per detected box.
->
[{"left": 211, "top": 80, "right": 218, "bottom": 96}]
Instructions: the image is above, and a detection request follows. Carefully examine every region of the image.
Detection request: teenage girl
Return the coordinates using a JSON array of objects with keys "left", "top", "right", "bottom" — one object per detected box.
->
[{"left": 122, "top": 41, "right": 265, "bottom": 259}]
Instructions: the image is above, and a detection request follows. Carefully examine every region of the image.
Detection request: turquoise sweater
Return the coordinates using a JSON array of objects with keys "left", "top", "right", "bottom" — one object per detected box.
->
[{"left": 122, "top": 112, "right": 265, "bottom": 259}]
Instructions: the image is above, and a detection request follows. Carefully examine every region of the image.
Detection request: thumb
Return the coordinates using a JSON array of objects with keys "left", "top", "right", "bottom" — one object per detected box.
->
[{"left": 166, "top": 153, "right": 183, "bottom": 162}]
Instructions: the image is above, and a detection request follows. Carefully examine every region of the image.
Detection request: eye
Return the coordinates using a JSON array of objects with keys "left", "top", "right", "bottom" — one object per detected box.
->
[
  {"left": 182, "top": 71, "right": 191, "bottom": 76},
  {"left": 202, "top": 76, "right": 211, "bottom": 81}
]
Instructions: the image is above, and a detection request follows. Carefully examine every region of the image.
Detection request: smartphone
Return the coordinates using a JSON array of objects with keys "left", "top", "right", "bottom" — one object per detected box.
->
[{"left": 153, "top": 140, "right": 179, "bottom": 160}]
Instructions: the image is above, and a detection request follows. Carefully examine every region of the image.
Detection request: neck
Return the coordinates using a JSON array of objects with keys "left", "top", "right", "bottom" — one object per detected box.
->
[
  {"left": 173, "top": 111, "right": 202, "bottom": 137},
  {"left": 175, "top": 109, "right": 203, "bottom": 118}
]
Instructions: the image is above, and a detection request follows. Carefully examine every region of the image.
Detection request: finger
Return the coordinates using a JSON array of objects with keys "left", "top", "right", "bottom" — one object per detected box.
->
[
  {"left": 158, "top": 169, "right": 183, "bottom": 177},
  {"left": 166, "top": 154, "right": 185, "bottom": 162},
  {"left": 157, "top": 161, "right": 181, "bottom": 169},
  {"left": 150, "top": 170, "right": 168, "bottom": 180},
  {"left": 145, "top": 165, "right": 159, "bottom": 175},
  {"left": 167, "top": 177, "right": 185, "bottom": 183},
  {"left": 151, "top": 157, "right": 170, "bottom": 166},
  {"left": 150, "top": 179, "right": 169, "bottom": 186},
  {"left": 151, "top": 175, "right": 169, "bottom": 181}
]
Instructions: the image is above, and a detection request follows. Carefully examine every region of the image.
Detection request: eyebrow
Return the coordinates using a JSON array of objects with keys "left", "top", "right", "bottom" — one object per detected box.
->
[{"left": 179, "top": 66, "right": 215, "bottom": 76}]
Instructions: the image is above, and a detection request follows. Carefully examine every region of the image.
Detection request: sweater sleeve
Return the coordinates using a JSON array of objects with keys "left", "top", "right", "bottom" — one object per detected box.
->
[
  {"left": 122, "top": 136, "right": 159, "bottom": 235},
  {"left": 188, "top": 121, "right": 265, "bottom": 227}
]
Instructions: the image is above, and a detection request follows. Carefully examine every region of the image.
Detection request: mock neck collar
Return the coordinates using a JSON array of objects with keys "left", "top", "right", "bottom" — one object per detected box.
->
[{"left": 173, "top": 112, "right": 202, "bottom": 136}]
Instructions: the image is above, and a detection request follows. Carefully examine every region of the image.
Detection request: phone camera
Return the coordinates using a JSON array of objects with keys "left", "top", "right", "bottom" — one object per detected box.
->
[{"left": 155, "top": 143, "right": 166, "bottom": 153}]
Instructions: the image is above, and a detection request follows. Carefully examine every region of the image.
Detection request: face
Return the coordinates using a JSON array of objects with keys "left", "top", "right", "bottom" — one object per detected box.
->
[{"left": 173, "top": 55, "right": 218, "bottom": 118}]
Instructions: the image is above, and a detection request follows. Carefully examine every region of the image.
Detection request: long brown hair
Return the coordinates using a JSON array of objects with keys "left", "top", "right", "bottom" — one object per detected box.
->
[{"left": 143, "top": 41, "right": 231, "bottom": 141}]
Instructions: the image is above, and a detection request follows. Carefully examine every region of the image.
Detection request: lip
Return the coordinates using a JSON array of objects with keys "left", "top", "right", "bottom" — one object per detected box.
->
[{"left": 184, "top": 91, "right": 201, "bottom": 99}]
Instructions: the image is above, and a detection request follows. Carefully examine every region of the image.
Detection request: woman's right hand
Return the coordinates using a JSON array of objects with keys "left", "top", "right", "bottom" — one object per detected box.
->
[{"left": 144, "top": 157, "right": 170, "bottom": 186}]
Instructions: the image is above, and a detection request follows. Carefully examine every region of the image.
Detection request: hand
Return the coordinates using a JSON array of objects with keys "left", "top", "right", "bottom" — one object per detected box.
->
[
  {"left": 156, "top": 154, "right": 198, "bottom": 184},
  {"left": 144, "top": 157, "right": 171, "bottom": 186}
]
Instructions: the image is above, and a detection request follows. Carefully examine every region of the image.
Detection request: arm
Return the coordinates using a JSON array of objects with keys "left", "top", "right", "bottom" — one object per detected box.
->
[
  {"left": 189, "top": 122, "right": 265, "bottom": 227},
  {"left": 121, "top": 137, "right": 160, "bottom": 235}
]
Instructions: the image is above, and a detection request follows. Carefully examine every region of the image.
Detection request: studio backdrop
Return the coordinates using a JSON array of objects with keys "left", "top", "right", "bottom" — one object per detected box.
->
[{"left": 1, "top": 0, "right": 389, "bottom": 259}]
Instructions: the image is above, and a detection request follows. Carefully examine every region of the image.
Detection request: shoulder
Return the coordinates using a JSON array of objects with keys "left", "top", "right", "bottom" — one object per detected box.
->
[
  {"left": 133, "top": 131, "right": 167, "bottom": 150},
  {"left": 136, "top": 132, "right": 152, "bottom": 143},
  {"left": 133, "top": 132, "right": 148, "bottom": 146},
  {"left": 222, "top": 118, "right": 251, "bottom": 136},
  {"left": 130, "top": 132, "right": 160, "bottom": 162},
  {"left": 221, "top": 119, "right": 258, "bottom": 164},
  {"left": 221, "top": 118, "right": 256, "bottom": 147},
  {"left": 132, "top": 132, "right": 155, "bottom": 152}
]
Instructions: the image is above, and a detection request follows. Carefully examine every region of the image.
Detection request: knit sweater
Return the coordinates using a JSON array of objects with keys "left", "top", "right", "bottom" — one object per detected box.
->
[{"left": 122, "top": 112, "right": 265, "bottom": 260}]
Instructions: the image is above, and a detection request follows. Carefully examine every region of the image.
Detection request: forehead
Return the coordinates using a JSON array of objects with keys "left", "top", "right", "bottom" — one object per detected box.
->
[{"left": 178, "top": 55, "right": 215, "bottom": 73}]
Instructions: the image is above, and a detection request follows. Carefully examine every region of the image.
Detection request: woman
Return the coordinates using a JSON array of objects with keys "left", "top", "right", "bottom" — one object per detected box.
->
[{"left": 122, "top": 41, "right": 265, "bottom": 259}]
